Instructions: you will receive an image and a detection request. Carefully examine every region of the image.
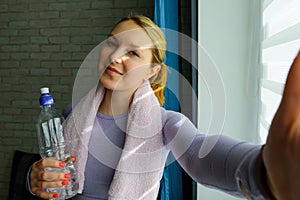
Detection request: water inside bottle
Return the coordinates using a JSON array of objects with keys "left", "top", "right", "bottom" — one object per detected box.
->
[{"left": 37, "top": 116, "right": 79, "bottom": 199}]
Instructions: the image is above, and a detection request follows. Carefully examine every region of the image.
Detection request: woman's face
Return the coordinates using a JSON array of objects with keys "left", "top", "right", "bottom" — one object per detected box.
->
[{"left": 98, "top": 20, "right": 159, "bottom": 92}]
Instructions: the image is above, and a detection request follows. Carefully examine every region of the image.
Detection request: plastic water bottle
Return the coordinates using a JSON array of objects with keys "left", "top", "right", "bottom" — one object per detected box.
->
[{"left": 36, "top": 87, "right": 78, "bottom": 199}]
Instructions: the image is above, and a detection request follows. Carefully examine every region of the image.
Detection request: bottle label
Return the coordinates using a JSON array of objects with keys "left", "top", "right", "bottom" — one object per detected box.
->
[{"left": 41, "top": 117, "right": 64, "bottom": 147}]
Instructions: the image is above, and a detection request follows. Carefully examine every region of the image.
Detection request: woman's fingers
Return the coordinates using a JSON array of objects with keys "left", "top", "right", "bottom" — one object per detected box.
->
[
  {"left": 70, "top": 155, "right": 76, "bottom": 162},
  {"left": 32, "top": 179, "right": 69, "bottom": 189},
  {"left": 31, "top": 187, "right": 61, "bottom": 199},
  {"left": 30, "top": 171, "right": 70, "bottom": 199},
  {"left": 30, "top": 159, "right": 67, "bottom": 182},
  {"left": 30, "top": 171, "right": 70, "bottom": 194},
  {"left": 39, "top": 171, "right": 71, "bottom": 181},
  {"left": 29, "top": 157, "right": 74, "bottom": 199},
  {"left": 33, "top": 158, "right": 66, "bottom": 170}
]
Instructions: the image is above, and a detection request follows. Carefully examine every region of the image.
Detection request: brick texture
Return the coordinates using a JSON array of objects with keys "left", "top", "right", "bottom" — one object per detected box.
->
[{"left": 0, "top": 0, "right": 191, "bottom": 199}]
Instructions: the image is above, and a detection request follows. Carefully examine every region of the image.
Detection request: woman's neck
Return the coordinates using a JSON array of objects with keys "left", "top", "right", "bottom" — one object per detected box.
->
[{"left": 98, "top": 89, "right": 133, "bottom": 116}]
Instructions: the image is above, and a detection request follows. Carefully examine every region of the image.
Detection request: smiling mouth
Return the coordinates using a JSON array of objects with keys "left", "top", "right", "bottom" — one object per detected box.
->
[{"left": 106, "top": 66, "right": 123, "bottom": 75}]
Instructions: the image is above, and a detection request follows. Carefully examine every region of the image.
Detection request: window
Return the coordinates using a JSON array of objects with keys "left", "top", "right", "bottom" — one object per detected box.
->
[{"left": 259, "top": 0, "right": 300, "bottom": 143}]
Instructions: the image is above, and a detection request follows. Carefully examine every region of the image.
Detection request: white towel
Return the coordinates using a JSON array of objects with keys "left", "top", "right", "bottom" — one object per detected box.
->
[{"left": 63, "top": 81, "right": 168, "bottom": 199}]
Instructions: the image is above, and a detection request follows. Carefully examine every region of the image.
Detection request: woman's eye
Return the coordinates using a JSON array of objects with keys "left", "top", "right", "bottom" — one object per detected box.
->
[
  {"left": 128, "top": 51, "right": 139, "bottom": 57},
  {"left": 106, "top": 40, "right": 117, "bottom": 47}
]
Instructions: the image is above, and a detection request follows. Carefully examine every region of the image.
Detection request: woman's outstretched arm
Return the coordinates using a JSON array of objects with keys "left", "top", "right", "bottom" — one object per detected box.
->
[{"left": 162, "top": 110, "right": 264, "bottom": 199}]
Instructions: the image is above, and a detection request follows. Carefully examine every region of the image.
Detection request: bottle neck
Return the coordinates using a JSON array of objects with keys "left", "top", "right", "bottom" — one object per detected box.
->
[{"left": 41, "top": 104, "right": 54, "bottom": 111}]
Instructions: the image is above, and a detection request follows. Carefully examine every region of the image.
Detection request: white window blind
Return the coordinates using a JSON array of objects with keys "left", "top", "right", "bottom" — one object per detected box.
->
[{"left": 260, "top": 0, "right": 300, "bottom": 143}]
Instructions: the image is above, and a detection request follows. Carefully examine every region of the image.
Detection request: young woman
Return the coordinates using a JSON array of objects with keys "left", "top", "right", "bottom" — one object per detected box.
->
[{"left": 29, "top": 15, "right": 300, "bottom": 200}]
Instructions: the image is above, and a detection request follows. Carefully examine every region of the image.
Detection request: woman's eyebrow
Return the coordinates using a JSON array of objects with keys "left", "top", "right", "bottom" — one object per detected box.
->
[
  {"left": 107, "top": 33, "right": 116, "bottom": 39},
  {"left": 107, "top": 33, "right": 152, "bottom": 49}
]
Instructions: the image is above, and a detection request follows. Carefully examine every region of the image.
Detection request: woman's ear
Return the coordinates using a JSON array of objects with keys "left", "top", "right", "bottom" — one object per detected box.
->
[{"left": 145, "top": 65, "right": 161, "bottom": 80}]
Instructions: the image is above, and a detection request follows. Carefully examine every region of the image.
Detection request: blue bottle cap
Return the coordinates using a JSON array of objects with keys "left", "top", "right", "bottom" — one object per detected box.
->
[{"left": 39, "top": 87, "right": 54, "bottom": 106}]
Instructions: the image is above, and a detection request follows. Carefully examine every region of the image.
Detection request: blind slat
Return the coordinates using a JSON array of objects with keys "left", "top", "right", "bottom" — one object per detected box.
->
[
  {"left": 263, "top": 0, "right": 274, "bottom": 11},
  {"left": 260, "top": 116, "right": 270, "bottom": 131},
  {"left": 259, "top": 0, "right": 300, "bottom": 143},
  {"left": 263, "top": 0, "right": 300, "bottom": 37},
  {"left": 261, "top": 79, "right": 284, "bottom": 95},
  {"left": 262, "top": 39, "right": 300, "bottom": 63},
  {"left": 262, "top": 22, "right": 300, "bottom": 48},
  {"left": 263, "top": 63, "right": 290, "bottom": 83}
]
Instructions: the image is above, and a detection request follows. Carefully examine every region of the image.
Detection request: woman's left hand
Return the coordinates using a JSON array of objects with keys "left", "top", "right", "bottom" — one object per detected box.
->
[{"left": 263, "top": 50, "right": 300, "bottom": 200}]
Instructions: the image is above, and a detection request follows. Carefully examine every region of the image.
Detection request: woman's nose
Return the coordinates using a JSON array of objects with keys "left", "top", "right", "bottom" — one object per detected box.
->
[
  {"left": 113, "top": 56, "right": 123, "bottom": 64},
  {"left": 110, "top": 49, "right": 123, "bottom": 63},
  {"left": 112, "top": 53, "right": 129, "bottom": 64}
]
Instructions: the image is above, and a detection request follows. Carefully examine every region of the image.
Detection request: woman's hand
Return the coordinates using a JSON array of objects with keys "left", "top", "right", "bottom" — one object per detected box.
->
[
  {"left": 29, "top": 157, "right": 75, "bottom": 199},
  {"left": 263, "top": 51, "right": 300, "bottom": 200}
]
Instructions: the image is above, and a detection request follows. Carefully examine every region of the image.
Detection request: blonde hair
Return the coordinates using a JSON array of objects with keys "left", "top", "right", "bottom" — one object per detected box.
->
[{"left": 114, "top": 15, "right": 168, "bottom": 106}]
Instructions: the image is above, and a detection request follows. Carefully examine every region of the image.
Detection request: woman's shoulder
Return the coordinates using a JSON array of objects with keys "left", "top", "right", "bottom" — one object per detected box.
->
[
  {"left": 160, "top": 107, "right": 187, "bottom": 126},
  {"left": 160, "top": 107, "right": 185, "bottom": 116}
]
